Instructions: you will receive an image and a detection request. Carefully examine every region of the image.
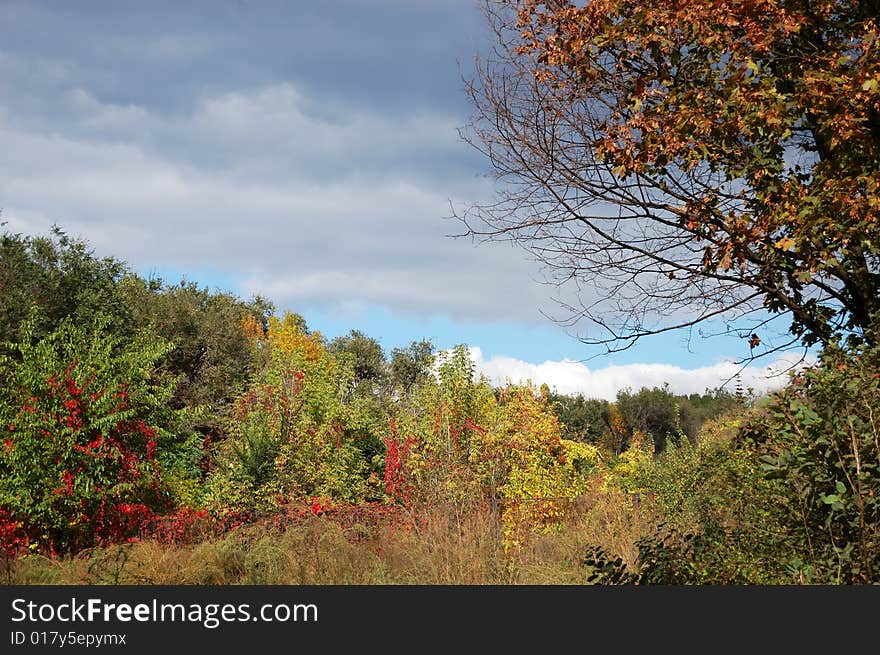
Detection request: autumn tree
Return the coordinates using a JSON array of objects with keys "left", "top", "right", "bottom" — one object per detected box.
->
[
  {"left": 203, "top": 313, "right": 372, "bottom": 514},
  {"left": 462, "top": 0, "right": 880, "bottom": 354}
]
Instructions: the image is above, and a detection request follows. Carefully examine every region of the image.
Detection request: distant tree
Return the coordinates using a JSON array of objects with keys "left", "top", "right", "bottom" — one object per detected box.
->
[
  {"left": 328, "top": 330, "right": 388, "bottom": 395},
  {"left": 462, "top": 1, "right": 880, "bottom": 355},
  {"left": 681, "top": 388, "right": 746, "bottom": 436},
  {"left": 0, "top": 225, "right": 274, "bottom": 435},
  {"left": 615, "top": 385, "right": 688, "bottom": 454},
  {"left": 389, "top": 340, "right": 435, "bottom": 397},
  {"left": 546, "top": 391, "right": 611, "bottom": 444},
  {"left": 0, "top": 226, "right": 133, "bottom": 344}
]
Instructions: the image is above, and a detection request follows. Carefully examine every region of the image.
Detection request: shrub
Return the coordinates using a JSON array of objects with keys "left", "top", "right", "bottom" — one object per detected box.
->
[
  {"left": 596, "top": 417, "right": 789, "bottom": 584},
  {"left": 750, "top": 343, "right": 880, "bottom": 583},
  {"left": 0, "top": 314, "right": 189, "bottom": 554},
  {"left": 203, "top": 313, "right": 370, "bottom": 515}
]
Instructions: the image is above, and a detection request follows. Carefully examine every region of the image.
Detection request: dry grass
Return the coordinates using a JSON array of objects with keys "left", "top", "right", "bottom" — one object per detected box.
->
[{"left": 6, "top": 496, "right": 647, "bottom": 585}]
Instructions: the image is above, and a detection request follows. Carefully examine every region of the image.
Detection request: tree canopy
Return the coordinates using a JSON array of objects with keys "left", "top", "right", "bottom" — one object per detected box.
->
[{"left": 462, "top": 0, "right": 880, "bottom": 354}]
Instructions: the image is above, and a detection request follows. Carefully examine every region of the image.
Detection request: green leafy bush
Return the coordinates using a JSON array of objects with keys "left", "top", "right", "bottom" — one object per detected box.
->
[
  {"left": 0, "top": 314, "right": 190, "bottom": 553},
  {"left": 600, "top": 417, "right": 789, "bottom": 583},
  {"left": 750, "top": 344, "right": 880, "bottom": 583}
]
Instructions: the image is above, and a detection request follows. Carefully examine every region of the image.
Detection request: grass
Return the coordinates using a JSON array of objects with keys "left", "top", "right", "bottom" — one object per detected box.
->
[{"left": 5, "top": 495, "right": 646, "bottom": 585}]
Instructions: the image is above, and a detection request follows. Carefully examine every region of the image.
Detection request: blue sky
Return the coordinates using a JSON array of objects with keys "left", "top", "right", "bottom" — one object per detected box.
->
[{"left": 0, "top": 0, "right": 808, "bottom": 398}]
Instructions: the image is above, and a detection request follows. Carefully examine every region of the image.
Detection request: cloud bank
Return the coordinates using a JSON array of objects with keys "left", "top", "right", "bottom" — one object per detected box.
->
[
  {"left": 0, "top": 1, "right": 568, "bottom": 325},
  {"left": 465, "top": 347, "right": 811, "bottom": 400}
]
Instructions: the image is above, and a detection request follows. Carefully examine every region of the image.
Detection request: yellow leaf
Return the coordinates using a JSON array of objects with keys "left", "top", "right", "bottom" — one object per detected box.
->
[{"left": 775, "top": 237, "right": 796, "bottom": 251}]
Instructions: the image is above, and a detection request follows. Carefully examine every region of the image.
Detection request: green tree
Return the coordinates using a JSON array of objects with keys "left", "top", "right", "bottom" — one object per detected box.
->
[
  {"left": 388, "top": 339, "right": 435, "bottom": 397},
  {"left": 546, "top": 391, "right": 611, "bottom": 445},
  {"left": 615, "top": 385, "right": 689, "bottom": 454},
  {"left": 124, "top": 277, "right": 273, "bottom": 430},
  {"left": 328, "top": 330, "right": 388, "bottom": 396},
  {"left": 0, "top": 226, "right": 134, "bottom": 345}
]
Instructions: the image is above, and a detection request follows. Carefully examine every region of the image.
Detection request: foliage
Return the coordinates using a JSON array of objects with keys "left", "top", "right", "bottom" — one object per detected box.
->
[
  {"left": 490, "top": 387, "right": 601, "bottom": 551},
  {"left": 582, "top": 544, "right": 639, "bottom": 585},
  {"left": 203, "top": 313, "right": 371, "bottom": 515},
  {"left": 616, "top": 385, "right": 696, "bottom": 453},
  {"left": 615, "top": 385, "right": 688, "bottom": 454},
  {"left": 582, "top": 531, "right": 705, "bottom": 585},
  {"left": 328, "top": 331, "right": 394, "bottom": 483},
  {"left": 329, "top": 330, "right": 388, "bottom": 396},
  {"left": 0, "top": 226, "right": 134, "bottom": 345},
  {"left": 0, "top": 314, "right": 191, "bottom": 554},
  {"left": 392, "top": 345, "right": 496, "bottom": 504},
  {"left": 390, "top": 346, "right": 601, "bottom": 551},
  {"left": 388, "top": 339, "right": 435, "bottom": 398},
  {"left": 124, "top": 277, "right": 273, "bottom": 431},
  {"left": 464, "top": 0, "right": 880, "bottom": 351},
  {"left": 549, "top": 386, "right": 743, "bottom": 456},
  {"left": 8, "top": 224, "right": 879, "bottom": 586},
  {"left": 546, "top": 392, "right": 611, "bottom": 445},
  {"left": 750, "top": 342, "right": 880, "bottom": 583},
  {"left": 633, "top": 418, "right": 789, "bottom": 583},
  {"left": 603, "top": 430, "right": 655, "bottom": 493},
  {"left": 590, "top": 417, "right": 790, "bottom": 583}
]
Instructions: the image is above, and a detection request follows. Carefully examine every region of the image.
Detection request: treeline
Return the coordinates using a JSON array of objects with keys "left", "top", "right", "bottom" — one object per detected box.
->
[
  {"left": 2, "top": 227, "right": 879, "bottom": 584},
  {"left": 0, "top": 227, "right": 597, "bottom": 553},
  {"left": 0, "top": 226, "right": 734, "bottom": 471},
  {"left": 549, "top": 385, "right": 744, "bottom": 455}
]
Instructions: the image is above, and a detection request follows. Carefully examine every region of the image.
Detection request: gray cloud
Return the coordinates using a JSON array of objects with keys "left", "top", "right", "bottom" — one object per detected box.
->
[
  {"left": 0, "top": 1, "right": 597, "bottom": 325},
  {"left": 1, "top": 82, "right": 555, "bottom": 322}
]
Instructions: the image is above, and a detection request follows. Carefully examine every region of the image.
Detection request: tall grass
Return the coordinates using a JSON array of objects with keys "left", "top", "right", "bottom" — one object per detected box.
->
[{"left": 6, "top": 495, "right": 645, "bottom": 585}]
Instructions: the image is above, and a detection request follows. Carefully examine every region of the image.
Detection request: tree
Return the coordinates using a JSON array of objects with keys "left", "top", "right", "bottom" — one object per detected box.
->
[
  {"left": 388, "top": 340, "right": 435, "bottom": 397},
  {"left": 328, "top": 330, "right": 388, "bottom": 395},
  {"left": 616, "top": 385, "right": 687, "bottom": 454},
  {"left": 461, "top": 1, "right": 880, "bottom": 355},
  {"left": 124, "top": 277, "right": 273, "bottom": 428},
  {"left": 0, "top": 226, "right": 133, "bottom": 345},
  {"left": 546, "top": 391, "right": 610, "bottom": 444},
  {"left": 203, "top": 313, "right": 372, "bottom": 514}
]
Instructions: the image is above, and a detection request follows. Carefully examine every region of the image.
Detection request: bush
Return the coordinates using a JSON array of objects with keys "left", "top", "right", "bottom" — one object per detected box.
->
[
  {"left": 598, "top": 417, "right": 789, "bottom": 584},
  {"left": 750, "top": 343, "right": 880, "bottom": 583},
  {"left": 203, "top": 313, "right": 371, "bottom": 515},
  {"left": 0, "top": 314, "right": 190, "bottom": 554}
]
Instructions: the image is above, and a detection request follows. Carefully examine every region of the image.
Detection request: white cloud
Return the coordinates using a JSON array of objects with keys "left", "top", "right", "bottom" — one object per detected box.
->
[{"left": 464, "top": 346, "right": 813, "bottom": 400}]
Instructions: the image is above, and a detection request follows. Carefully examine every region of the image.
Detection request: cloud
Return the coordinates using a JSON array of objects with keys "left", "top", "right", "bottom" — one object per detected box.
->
[
  {"left": 464, "top": 347, "right": 813, "bottom": 400},
  {"left": 0, "top": 81, "right": 554, "bottom": 323}
]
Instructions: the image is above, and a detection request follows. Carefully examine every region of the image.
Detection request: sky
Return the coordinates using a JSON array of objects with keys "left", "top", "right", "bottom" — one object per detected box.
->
[{"left": 0, "top": 0, "right": 810, "bottom": 400}]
